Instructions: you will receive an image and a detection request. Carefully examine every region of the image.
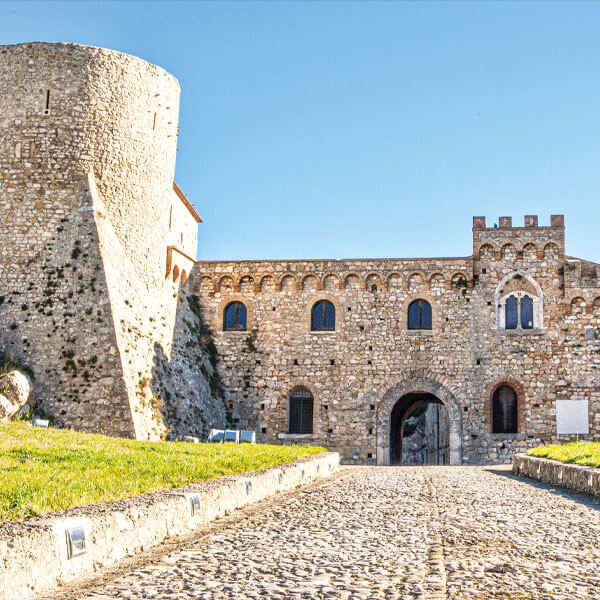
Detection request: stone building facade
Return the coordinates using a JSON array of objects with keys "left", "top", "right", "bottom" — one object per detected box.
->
[
  {"left": 2, "top": 43, "right": 599, "bottom": 464},
  {"left": 192, "top": 215, "right": 600, "bottom": 465}
]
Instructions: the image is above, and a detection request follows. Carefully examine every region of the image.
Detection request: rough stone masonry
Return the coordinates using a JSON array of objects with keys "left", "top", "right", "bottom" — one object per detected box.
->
[{"left": 1, "top": 42, "right": 599, "bottom": 463}]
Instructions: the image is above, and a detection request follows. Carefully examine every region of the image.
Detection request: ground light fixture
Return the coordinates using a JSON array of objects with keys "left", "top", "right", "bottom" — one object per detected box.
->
[
  {"left": 65, "top": 526, "right": 86, "bottom": 558},
  {"left": 190, "top": 494, "right": 201, "bottom": 516}
]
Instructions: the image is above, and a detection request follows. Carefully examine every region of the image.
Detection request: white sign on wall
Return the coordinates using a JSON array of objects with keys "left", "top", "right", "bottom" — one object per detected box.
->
[{"left": 556, "top": 399, "right": 589, "bottom": 435}]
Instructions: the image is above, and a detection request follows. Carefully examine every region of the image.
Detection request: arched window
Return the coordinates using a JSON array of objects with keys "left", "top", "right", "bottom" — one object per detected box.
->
[
  {"left": 223, "top": 301, "right": 247, "bottom": 331},
  {"left": 495, "top": 272, "right": 543, "bottom": 331},
  {"left": 288, "top": 387, "right": 314, "bottom": 434},
  {"left": 408, "top": 299, "right": 432, "bottom": 330},
  {"left": 311, "top": 300, "right": 335, "bottom": 331},
  {"left": 504, "top": 294, "right": 534, "bottom": 330},
  {"left": 492, "top": 385, "right": 518, "bottom": 433},
  {"left": 505, "top": 296, "right": 518, "bottom": 329},
  {"left": 520, "top": 296, "right": 533, "bottom": 329}
]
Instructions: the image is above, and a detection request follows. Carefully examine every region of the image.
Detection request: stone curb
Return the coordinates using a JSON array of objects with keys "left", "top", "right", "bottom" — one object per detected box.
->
[
  {"left": 512, "top": 453, "right": 600, "bottom": 497},
  {"left": 0, "top": 451, "right": 339, "bottom": 600}
]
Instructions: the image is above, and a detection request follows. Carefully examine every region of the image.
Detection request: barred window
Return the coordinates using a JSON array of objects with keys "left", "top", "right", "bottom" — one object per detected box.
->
[
  {"left": 492, "top": 385, "right": 518, "bottom": 433},
  {"left": 408, "top": 299, "right": 432, "bottom": 330},
  {"left": 223, "top": 301, "right": 247, "bottom": 331},
  {"left": 288, "top": 387, "right": 314, "bottom": 434},
  {"left": 311, "top": 300, "right": 335, "bottom": 331}
]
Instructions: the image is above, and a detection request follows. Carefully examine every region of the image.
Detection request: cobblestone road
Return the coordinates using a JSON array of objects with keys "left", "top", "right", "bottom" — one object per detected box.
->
[{"left": 60, "top": 467, "right": 600, "bottom": 600}]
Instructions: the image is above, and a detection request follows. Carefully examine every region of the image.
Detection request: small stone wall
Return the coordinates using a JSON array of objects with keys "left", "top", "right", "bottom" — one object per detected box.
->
[
  {"left": 513, "top": 453, "right": 600, "bottom": 497},
  {"left": 0, "top": 452, "right": 339, "bottom": 600}
]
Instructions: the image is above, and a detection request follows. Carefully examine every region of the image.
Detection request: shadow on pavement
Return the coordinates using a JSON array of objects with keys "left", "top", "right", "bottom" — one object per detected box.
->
[{"left": 485, "top": 465, "right": 600, "bottom": 512}]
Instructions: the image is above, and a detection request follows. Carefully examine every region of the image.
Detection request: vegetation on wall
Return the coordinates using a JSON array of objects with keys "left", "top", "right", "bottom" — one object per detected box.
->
[
  {"left": 186, "top": 294, "right": 224, "bottom": 398},
  {"left": 0, "top": 352, "right": 34, "bottom": 381}
]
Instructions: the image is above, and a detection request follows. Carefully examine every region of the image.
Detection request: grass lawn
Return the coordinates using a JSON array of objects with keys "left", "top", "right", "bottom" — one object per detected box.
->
[
  {"left": 0, "top": 422, "right": 326, "bottom": 522},
  {"left": 527, "top": 441, "right": 600, "bottom": 468}
]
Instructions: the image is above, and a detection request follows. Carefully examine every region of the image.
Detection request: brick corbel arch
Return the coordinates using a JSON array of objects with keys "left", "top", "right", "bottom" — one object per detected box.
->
[
  {"left": 364, "top": 271, "right": 385, "bottom": 293},
  {"left": 484, "top": 377, "right": 526, "bottom": 434},
  {"left": 321, "top": 272, "right": 342, "bottom": 292},
  {"left": 377, "top": 378, "right": 463, "bottom": 465}
]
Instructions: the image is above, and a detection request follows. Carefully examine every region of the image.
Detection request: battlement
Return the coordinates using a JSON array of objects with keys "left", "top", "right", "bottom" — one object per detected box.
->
[
  {"left": 472, "top": 215, "right": 565, "bottom": 263},
  {"left": 472, "top": 215, "right": 565, "bottom": 231}
]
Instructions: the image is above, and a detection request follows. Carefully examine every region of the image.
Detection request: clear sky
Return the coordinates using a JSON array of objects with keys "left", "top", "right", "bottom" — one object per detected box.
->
[{"left": 2, "top": 1, "right": 600, "bottom": 261}]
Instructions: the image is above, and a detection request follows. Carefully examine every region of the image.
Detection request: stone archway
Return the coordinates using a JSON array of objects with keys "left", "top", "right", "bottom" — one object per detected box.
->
[{"left": 377, "top": 378, "right": 463, "bottom": 466}]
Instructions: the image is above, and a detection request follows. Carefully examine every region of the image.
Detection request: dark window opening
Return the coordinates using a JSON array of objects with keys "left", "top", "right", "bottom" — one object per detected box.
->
[
  {"left": 505, "top": 296, "right": 518, "bottom": 329},
  {"left": 311, "top": 300, "right": 335, "bottom": 331},
  {"left": 492, "top": 385, "right": 518, "bottom": 433},
  {"left": 329, "top": 359, "right": 335, "bottom": 365},
  {"left": 521, "top": 296, "right": 534, "bottom": 329},
  {"left": 505, "top": 295, "right": 535, "bottom": 329},
  {"left": 223, "top": 301, "right": 247, "bottom": 331},
  {"left": 408, "top": 299, "right": 432, "bottom": 330},
  {"left": 293, "top": 359, "right": 298, "bottom": 366},
  {"left": 44, "top": 89, "right": 51, "bottom": 114},
  {"left": 288, "top": 387, "right": 313, "bottom": 434},
  {"left": 261, "top": 427, "right": 266, "bottom": 434}
]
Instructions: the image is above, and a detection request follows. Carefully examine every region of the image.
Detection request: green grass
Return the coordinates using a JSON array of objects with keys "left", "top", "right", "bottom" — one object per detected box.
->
[
  {"left": 527, "top": 441, "right": 600, "bottom": 468},
  {"left": 0, "top": 422, "right": 326, "bottom": 522}
]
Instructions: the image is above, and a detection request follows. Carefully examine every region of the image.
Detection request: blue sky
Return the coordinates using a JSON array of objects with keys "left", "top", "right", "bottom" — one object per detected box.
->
[{"left": 2, "top": 1, "right": 600, "bottom": 261}]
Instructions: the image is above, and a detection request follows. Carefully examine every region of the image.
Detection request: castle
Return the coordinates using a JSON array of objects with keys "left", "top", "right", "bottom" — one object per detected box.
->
[{"left": 1, "top": 43, "right": 599, "bottom": 465}]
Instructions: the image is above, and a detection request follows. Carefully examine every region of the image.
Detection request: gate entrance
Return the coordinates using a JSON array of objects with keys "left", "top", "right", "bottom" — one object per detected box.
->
[{"left": 390, "top": 392, "right": 449, "bottom": 465}]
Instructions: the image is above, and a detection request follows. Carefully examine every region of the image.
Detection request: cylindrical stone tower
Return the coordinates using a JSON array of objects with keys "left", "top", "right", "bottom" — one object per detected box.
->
[
  {"left": 0, "top": 42, "right": 180, "bottom": 289},
  {"left": 0, "top": 43, "right": 223, "bottom": 438}
]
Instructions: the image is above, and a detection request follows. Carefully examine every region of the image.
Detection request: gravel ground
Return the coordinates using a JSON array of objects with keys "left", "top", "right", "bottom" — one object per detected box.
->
[{"left": 57, "top": 466, "right": 600, "bottom": 600}]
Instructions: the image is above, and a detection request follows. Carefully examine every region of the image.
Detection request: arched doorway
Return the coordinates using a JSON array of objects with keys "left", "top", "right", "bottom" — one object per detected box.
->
[
  {"left": 390, "top": 393, "right": 449, "bottom": 465},
  {"left": 377, "top": 378, "right": 463, "bottom": 465}
]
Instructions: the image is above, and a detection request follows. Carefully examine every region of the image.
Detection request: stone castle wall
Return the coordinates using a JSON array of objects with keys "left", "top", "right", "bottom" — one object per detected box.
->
[
  {"left": 2, "top": 42, "right": 598, "bottom": 461},
  {"left": 0, "top": 42, "right": 225, "bottom": 438},
  {"left": 193, "top": 216, "right": 600, "bottom": 464}
]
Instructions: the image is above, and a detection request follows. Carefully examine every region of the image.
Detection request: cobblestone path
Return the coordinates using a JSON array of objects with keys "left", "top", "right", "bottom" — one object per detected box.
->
[{"left": 62, "top": 467, "right": 600, "bottom": 600}]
